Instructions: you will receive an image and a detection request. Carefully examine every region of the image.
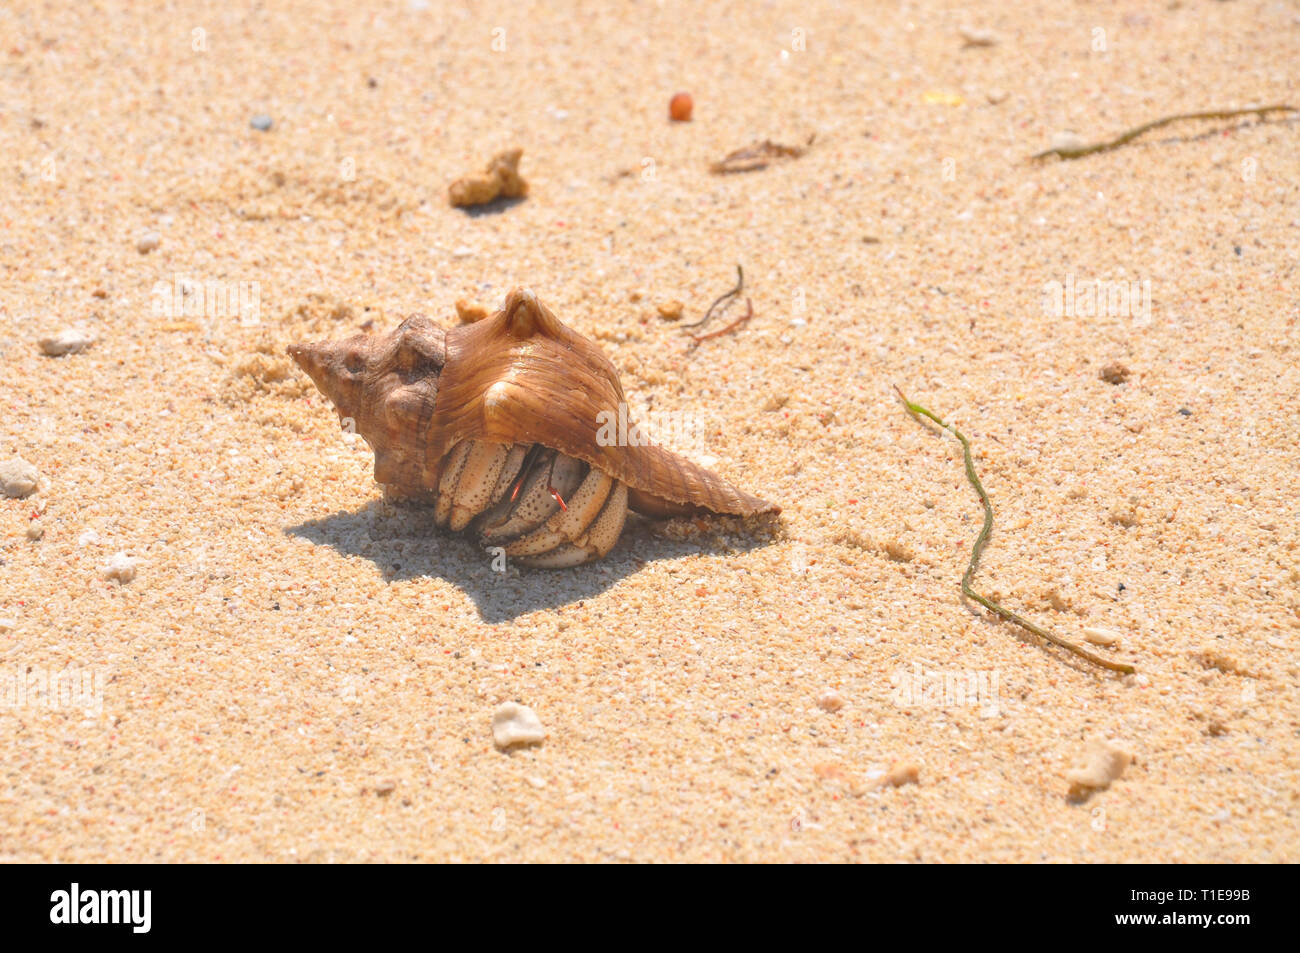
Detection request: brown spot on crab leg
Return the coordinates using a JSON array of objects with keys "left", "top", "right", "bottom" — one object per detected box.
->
[
  {"left": 542, "top": 449, "right": 569, "bottom": 511},
  {"left": 580, "top": 481, "right": 629, "bottom": 558},
  {"left": 515, "top": 482, "right": 628, "bottom": 568},
  {"left": 478, "top": 452, "right": 584, "bottom": 543},
  {"left": 434, "top": 440, "right": 473, "bottom": 528},
  {"left": 481, "top": 445, "right": 553, "bottom": 532},
  {"left": 490, "top": 444, "right": 532, "bottom": 504},
  {"left": 504, "top": 444, "right": 546, "bottom": 506},
  {"left": 501, "top": 468, "right": 615, "bottom": 558},
  {"left": 449, "top": 442, "right": 510, "bottom": 532}
]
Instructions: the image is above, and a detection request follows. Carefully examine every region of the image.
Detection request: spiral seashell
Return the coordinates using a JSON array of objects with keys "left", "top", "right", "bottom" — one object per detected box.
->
[{"left": 288, "top": 288, "right": 778, "bottom": 567}]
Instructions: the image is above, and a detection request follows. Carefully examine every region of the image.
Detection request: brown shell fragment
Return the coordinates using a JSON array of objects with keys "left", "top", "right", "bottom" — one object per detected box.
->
[
  {"left": 448, "top": 148, "right": 529, "bottom": 208},
  {"left": 287, "top": 288, "right": 778, "bottom": 567}
]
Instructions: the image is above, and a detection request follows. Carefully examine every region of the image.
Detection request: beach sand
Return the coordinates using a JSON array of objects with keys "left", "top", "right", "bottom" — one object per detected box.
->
[{"left": 1, "top": 0, "right": 1296, "bottom": 861}]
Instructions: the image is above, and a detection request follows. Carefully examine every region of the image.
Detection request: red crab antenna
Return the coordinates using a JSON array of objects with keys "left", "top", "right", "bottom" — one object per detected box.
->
[
  {"left": 508, "top": 444, "right": 544, "bottom": 502},
  {"left": 543, "top": 450, "right": 567, "bottom": 510}
]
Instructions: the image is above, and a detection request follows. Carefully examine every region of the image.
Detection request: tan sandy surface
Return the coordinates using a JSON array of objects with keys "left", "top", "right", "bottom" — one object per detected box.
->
[{"left": 2, "top": 0, "right": 1298, "bottom": 862}]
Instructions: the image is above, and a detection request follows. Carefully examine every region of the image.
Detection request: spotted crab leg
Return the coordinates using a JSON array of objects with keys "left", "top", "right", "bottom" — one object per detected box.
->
[{"left": 477, "top": 451, "right": 584, "bottom": 544}]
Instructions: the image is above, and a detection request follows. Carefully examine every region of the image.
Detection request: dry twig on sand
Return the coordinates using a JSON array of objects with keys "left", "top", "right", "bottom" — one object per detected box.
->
[
  {"left": 681, "top": 265, "right": 744, "bottom": 331},
  {"left": 1032, "top": 104, "right": 1298, "bottom": 160},
  {"left": 709, "top": 135, "right": 815, "bottom": 173},
  {"left": 688, "top": 298, "right": 753, "bottom": 345},
  {"left": 895, "top": 387, "right": 1136, "bottom": 675}
]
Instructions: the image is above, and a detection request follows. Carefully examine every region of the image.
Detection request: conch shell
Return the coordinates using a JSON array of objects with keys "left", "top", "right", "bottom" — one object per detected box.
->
[{"left": 288, "top": 288, "right": 778, "bottom": 567}]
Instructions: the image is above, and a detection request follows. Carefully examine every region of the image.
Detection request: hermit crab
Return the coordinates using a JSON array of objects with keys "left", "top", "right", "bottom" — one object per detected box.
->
[{"left": 287, "top": 288, "right": 778, "bottom": 567}]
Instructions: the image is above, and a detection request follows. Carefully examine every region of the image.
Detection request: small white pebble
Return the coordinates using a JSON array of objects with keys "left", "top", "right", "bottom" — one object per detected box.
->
[
  {"left": 0, "top": 458, "right": 40, "bottom": 498},
  {"left": 101, "top": 552, "right": 138, "bottom": 584},
  {"left": 526, "top": 776, "right": 547, "bottom": 789},
  {"left": 492, "top": 702, "right": 546, "bottom": 751},
  {"left": 38, "top": 328, "right": 96, "bottom": 356},
  {"left": 1051, "top": 131, "right": 1086, "bottom": 153},
  {"left": 0, "top": 618, "right": 16, "bottom": 632},
  {"left": 817, "top": 688, "right": 845, "bottom": 712},
  {"left": 136, "top": 230, "right": 161, "bottom": 254},
  {"left": 26, "top": 521, "right": 44, "bottom": 540},
  {"left": 790, "top": 317, "right": 807, "bottom": 328},
  {"left": 959, "top": 26, "right": 999, "bottom": 47},
  {"left": 985, "top": 87, "right": 1009, "bottom": 105},
  {"left": 452, "top": 245, "right": 475, "bottom": 259},
  {"left": 1083, "top": 626, "right": 1122, "bottom": 646},
  {"left": 77, "top": 529, "right": 100, "bottom": 547},
  {"left": 1066, "top": 739, "right": 1132, "bottom": 796}
]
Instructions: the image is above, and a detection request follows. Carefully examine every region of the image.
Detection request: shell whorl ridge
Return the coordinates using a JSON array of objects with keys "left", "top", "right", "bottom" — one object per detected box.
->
[{"left": 287, "top": 288, "right": 779, "bottom": 567}]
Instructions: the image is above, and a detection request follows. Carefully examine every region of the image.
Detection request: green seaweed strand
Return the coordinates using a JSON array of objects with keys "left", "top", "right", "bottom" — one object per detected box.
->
[
  {"left": 895, "top": 386, "right": 1136, "bottom": 675},
  {"left": 1031, "top": 103, "right": 1297, "bottom": 160}
]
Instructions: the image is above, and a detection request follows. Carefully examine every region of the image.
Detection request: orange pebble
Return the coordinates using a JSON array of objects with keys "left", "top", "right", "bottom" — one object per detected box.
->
[{"left": 669, "top": 92, "right": 693, "bottom": 122}]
